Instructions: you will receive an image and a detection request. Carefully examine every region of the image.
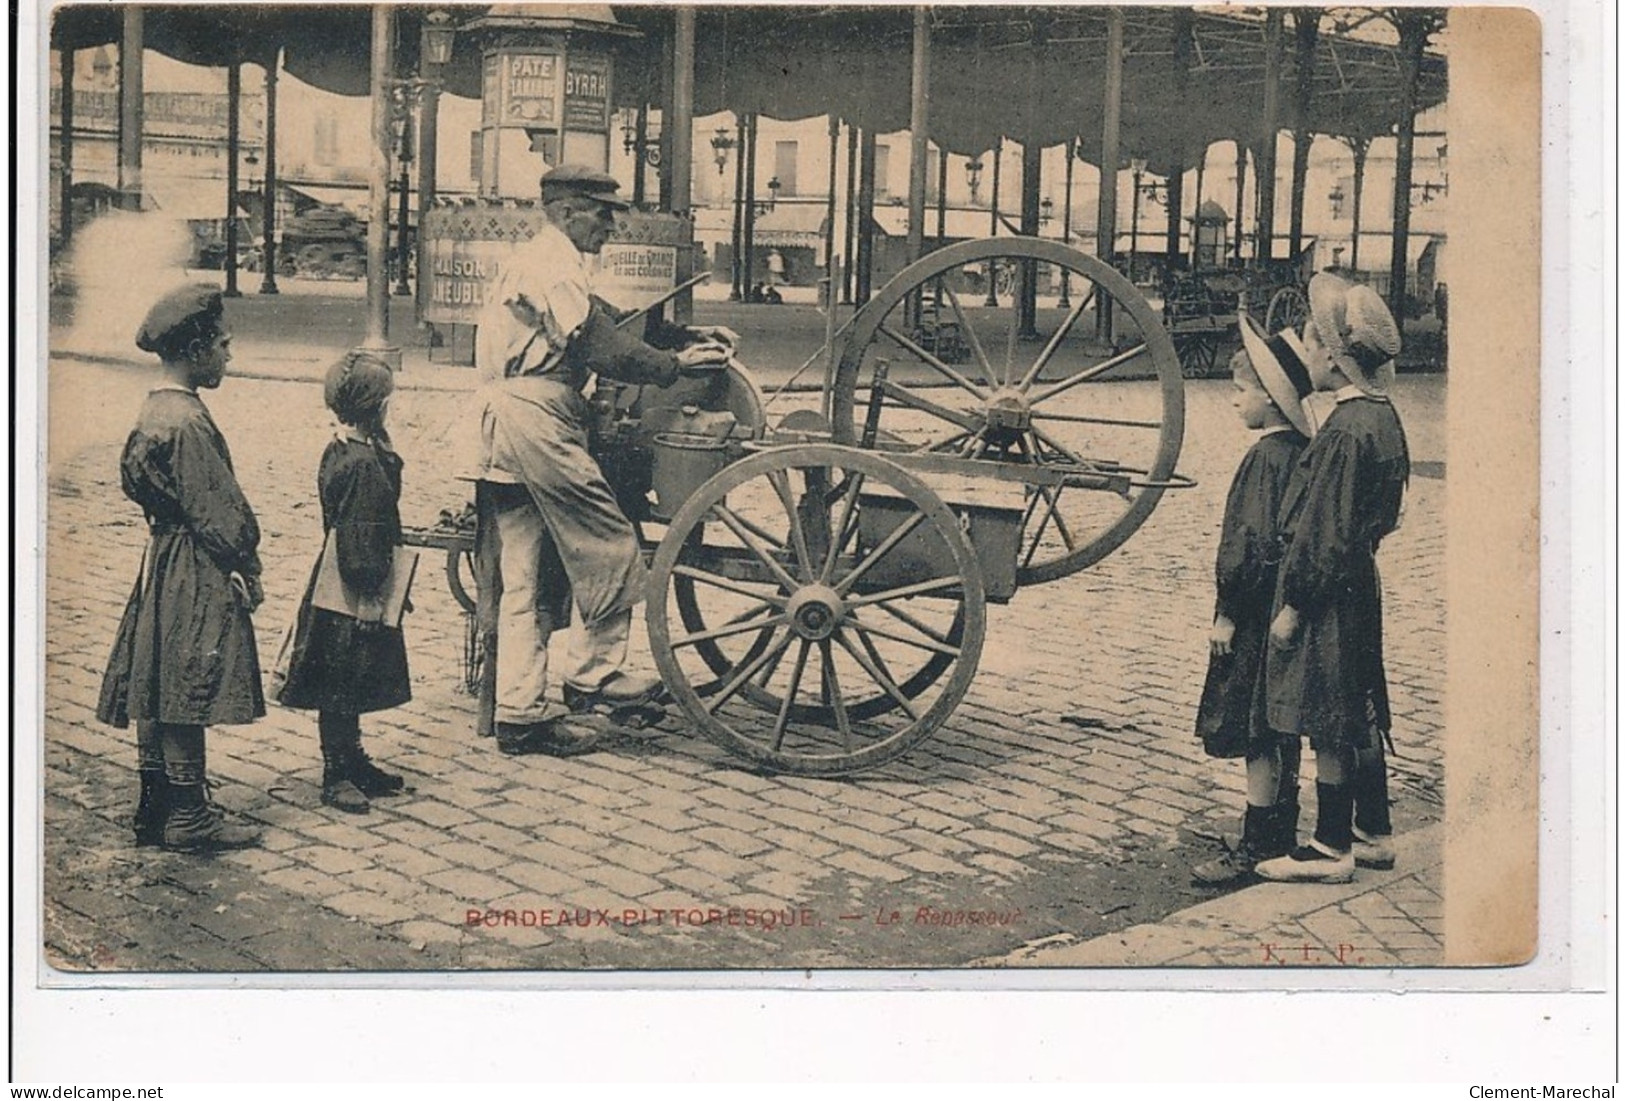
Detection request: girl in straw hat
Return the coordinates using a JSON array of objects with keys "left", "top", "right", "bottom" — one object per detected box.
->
[
  {"left": 1255, "top": 273, "right": 1409, "bottom": 884},
  {"left": 1191, "top": 319, "right": 1316, "bottom": 886}
]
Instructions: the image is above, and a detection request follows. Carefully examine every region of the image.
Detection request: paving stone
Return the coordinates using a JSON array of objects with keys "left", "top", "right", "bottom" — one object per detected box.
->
[
  {"left": 340, "top": 866, "right": 430, "bottom": 904},
  {"left": 578, "top": 863, "right": 667, "bottom": 901},
  {"left": 615, "top": 821, "right": 703, "bottom": 857},
  {"left": 321, "top": 890, "right": 419, "bottom": 926},
  {"left": 261, "top": 864, "right": 351, "bottom": 901},
  {"left": 493, "top": 861, "right": 592, "bottom": 898},
  {"left": 287, "top": 846, "right": 374, "bottom": 877},
  {"left": 821, "top": 825, "right": 908, "bottom": 859},
  {"left": 426, "top": 840, "right": 511, "bottom": 872},
  {"left": 682, "top": 846, "right": 760, "bottom": 881},
  {"left": 959, "top": 829, "right": 1041, "bottom": 859},
  {"left": 423, "top": 867, "right": 522, "bottom": 903},
  {"left": 390, "top": 799, "right": 480, "bottom": 829},
  {"left": 896, "top": 850, "right": 973, "bottom": 876},
  {"left": 690, "top": 803, "right": 771, "bottom": 835},
  {"left": 826, "top": 850, "right": 911, "bottom": 884},
  {"left": 299, "top": 820, "right": 392, "bottom": 851},
  {"left": 660, "top": 867, "right": 737, "bottom": 899}
]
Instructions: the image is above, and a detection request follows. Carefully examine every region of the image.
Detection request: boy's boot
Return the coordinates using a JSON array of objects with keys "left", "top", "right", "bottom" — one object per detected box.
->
[
  {"left": 1191, "top": 805, "right": 1274, "bottom": 885},
  {"left": 1352, "top": 739, "right": 1396, "bottom": 870},
  {"left": 159, "top": 723, "right": 261, "bottom": 852},
  {"left": 318, "top": 714, "right": 369, "bottom": 814},
  {"left": 162, "top": 781, "right": 261, "bottom": 852},
  {"left": 133, "top": 724, "right": 169, "bottom": 847},
  {"left": 132, "top": 767, "right": 170, "bottom": 848},
  {"left": 1260, "top": 798, "right": 1301, "bottom": 862},
  {"left": 1254, "top": 782, "right": 1355, "bottom": 883}
]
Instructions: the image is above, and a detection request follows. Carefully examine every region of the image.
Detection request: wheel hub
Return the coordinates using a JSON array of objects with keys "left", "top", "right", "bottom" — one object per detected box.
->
[
  {"left": 786, "top": 584, "right": 845, "bottom": 641},
  {"left": 982, "top": 387, "right": 1032, "bottom": 444}
]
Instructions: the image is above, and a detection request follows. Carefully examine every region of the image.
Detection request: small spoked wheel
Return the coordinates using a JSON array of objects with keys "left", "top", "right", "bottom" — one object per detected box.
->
[
  {"left": 1173, "top": 330, "right": 1223, "bottom": 379},
  {"left": 1265, "top": 284, "right": 1310, "bottom": 334},
  {"left": 647, "top": 445, "right": 986, "bottom": 777},
  {"left": 831, "top": 237, "right": 1185, "bottom": 586},
  {"left": 446, "top": 547, "right": 477, "bottom": 615}
]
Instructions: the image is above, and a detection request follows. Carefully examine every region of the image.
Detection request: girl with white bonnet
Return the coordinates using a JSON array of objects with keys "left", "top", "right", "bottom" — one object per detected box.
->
[{"left": 1255, "top": 272, "right": 1411, "bottom": 883}]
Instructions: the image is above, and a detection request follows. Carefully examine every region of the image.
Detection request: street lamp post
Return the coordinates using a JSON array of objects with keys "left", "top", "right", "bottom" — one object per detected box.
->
[
  {"left": 391, "top": 90, "right": 413, "bottom": 296},
  {"left": 1129, "top": 156, "right": 1145, "bottom": 284},
  {"left": 984, "top": 138, "right": 1002, "bottom": 307},
  {"left": 1058, "top": 137, "right": 1076, "bottom": 309}
]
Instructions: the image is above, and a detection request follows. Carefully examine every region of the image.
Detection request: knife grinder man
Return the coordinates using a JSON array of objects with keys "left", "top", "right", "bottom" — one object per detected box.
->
[{"left": 466, "top": 165, "right": 734, "bottom": 756}]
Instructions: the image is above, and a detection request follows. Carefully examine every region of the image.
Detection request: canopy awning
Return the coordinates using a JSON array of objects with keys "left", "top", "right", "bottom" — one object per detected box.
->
[
  {"left": 143, "top": 175, "right": 249, "bottom": 220},
  {"left": 1327, "top": 233, "right": 1439, "bottom": 272},
  {"left": 285, "top": 183, "right": 370, "bottom": 216},
  {"left": 50, "top": 5, "right": 1449, "bottom": 169}
]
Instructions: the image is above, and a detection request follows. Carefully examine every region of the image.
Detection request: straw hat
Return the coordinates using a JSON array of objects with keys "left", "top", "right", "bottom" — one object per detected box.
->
[
  {"left": 1307, "top": 271, "right": 1402, "bottom": 395},
  {"left": 1237, "top": 314, "right": 1316, "bottom": 437}
]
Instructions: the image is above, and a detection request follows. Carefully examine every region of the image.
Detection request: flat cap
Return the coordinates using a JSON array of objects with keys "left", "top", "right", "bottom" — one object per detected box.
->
[
  {"left": 540, "top": 164, "right": 630, "bottom": 209},
  {"left": 136, "top": 284, "right": 225, "bottom": 355}
]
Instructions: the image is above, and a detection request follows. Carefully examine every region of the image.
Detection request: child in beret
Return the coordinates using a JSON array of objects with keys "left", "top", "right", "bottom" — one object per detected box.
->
[
  {"left": 97, "top": 284, "right": 264, "bottom": 852},
  {"left": 275, "top": 351, "right": 412, "bottom": 813}
]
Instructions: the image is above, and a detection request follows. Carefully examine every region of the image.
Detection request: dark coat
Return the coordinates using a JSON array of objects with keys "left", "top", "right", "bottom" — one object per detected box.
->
[
  {"left": 98, "top": 388, "right": 266, "bottom": 727},
  {"left": 1266, "top": 396, "right": 1410, "bottom": 750},
  {"left": 275, "top": 434, "right": 412, "bottom": 715},
  {"left": 1195, "top": 429, "right": 1307, "bottom": 757}
]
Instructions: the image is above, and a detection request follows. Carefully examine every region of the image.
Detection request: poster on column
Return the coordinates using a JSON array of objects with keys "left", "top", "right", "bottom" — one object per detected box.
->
[{"left": 18, "top": 0, "right": 1606, "bottom": 1084}]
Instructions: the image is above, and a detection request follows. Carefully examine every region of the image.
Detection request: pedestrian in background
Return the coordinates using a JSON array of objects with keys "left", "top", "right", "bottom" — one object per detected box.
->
[
  {"left": 1191, "top": 318, "right": 1315, "bottom": 885},
  {"left": 97, "top": 285, "right": 264, "bottom": 853},
  {"left": 274, "top": 351, "right": 412, "bottom": 813},
  {"left": 1256, "top": 273, "right": 1409, "bottom": 884}
]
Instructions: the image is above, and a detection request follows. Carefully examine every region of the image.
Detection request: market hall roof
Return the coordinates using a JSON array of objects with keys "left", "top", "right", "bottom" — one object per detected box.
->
[{"left": 49, "top": 4, "right": 1447, "bottom": 169}]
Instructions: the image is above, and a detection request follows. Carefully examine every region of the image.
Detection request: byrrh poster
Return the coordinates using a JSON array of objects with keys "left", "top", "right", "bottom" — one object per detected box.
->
[{"left": 15, "top": 0, "right": 1607, "bottom": 1085}]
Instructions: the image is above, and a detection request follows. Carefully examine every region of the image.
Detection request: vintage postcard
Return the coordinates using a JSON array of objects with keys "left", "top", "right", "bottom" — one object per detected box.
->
[{"left": 25, "top": 1, "right": 1550, "bottom": 995}]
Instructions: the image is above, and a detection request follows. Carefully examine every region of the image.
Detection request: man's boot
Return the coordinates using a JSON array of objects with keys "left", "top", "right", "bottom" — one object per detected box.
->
[
  {"left": 162, "top": 781, "right": 260, "bottom": 852},
  {"left": 1192, "top": 805, "right": 1274, "bottom": 886},
  {"left": 562, "top": 670, "right": 667, "bottom": 714},
  {"left": 496, "top": 716, "right": 608, "bottom": 758},
  {"left": 132, "top": 767, "right": 169, "bottom": 848}
]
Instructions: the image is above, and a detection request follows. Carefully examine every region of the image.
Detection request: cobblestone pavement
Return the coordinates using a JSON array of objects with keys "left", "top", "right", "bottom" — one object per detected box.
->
[{"left": 39, "top": 306, "right": 1448, "bottom": 974}]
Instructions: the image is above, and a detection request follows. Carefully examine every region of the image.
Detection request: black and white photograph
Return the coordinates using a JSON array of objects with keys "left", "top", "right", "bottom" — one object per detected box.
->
[{"left": 24, "top": 0, "right": 1566, "bottom": 1015}]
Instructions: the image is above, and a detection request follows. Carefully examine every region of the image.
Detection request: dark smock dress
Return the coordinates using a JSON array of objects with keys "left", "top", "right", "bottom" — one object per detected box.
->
[
  {"left": 1266, "top": 396, "right": 1410, "bottom": 752},
  {"left": 1195, "top": 428, "right": 1308, "bottom": 758},
  {"left": 277, "top": 434, "right": 412, "bottom": 715},
  {"left": 97, "top": 388, "right": 266, "bottom": 727}
]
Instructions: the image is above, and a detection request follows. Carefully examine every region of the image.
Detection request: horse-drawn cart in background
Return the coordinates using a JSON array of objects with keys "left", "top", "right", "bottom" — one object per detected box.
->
[
  {"left": 404, "top": 237, "right": 1193, "bottom": 777},
  {"left": 1161, "top": 249, "right": 1314, "bottom": 378}
]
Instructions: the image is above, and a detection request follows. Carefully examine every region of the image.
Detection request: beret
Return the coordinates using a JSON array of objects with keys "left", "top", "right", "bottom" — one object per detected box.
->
[
  {"left": 136, "top": 284, "right": 225, "bottom": 354},
  {"left": 540, "top": 164, "right": 630, "bottom": 210}
]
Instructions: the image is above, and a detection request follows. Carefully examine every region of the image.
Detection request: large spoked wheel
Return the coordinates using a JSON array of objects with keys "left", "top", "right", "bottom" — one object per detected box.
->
[
  {"left": 831, "top": 237, "right": 1185, "bottom": 585},
  {"left": 647, "top": 445, "right": 986, "bottom": 777}
]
